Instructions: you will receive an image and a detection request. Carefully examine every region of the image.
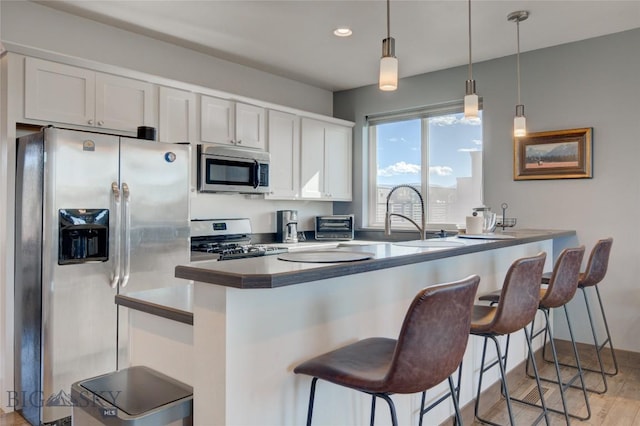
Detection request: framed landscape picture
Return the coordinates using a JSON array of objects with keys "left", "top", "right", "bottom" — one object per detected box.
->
[{"left": 514, "top": 127, "right": 593, "bottom": 180}]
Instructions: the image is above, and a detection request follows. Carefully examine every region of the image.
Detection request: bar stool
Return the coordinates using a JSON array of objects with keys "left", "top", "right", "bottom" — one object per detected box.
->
[
  {"left": 471, "top": 252, "right": 549, "bottom": 426},
  {"left": 541, "top": 237, "right": 617, "bottom": 394},
  {"left": 293, "top": 275, "right": 480, "bottom": 426},
  {"left": 479, "top": 247, "right": 590, "bottom": 424}
]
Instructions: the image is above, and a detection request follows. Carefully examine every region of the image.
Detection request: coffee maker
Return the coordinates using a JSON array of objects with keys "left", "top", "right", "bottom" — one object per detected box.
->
[{"left": 276, "top": 210, "right": 298, "bottom": 243}]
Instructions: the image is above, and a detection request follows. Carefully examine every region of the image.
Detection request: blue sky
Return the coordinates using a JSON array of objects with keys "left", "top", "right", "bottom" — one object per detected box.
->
[{"left": 377, "top": 112, "right": 482, "bottom": 187}]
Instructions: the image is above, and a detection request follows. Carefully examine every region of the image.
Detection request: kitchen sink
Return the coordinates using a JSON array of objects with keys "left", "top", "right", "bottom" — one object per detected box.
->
[{"left": 392, "top": 240, "right": 465, "bottom": 248}]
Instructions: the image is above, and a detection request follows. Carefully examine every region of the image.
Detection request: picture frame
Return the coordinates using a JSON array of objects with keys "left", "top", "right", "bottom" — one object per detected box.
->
[{"left": 514, "top": 127, "right": 593, "bottom": 180}]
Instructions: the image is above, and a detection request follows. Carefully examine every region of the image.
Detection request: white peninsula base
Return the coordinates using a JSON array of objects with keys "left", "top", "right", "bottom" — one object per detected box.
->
[{"left": 192, "top": 239, "right": 554, "bottom": 425}]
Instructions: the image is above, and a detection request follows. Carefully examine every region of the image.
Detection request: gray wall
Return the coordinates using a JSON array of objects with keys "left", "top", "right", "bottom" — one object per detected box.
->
[
  {"left": 334, "top": 28, "right": 640, "bottom": 352},
  {"left": 0, "top": 0, "right": 332, "bottom": 115}
]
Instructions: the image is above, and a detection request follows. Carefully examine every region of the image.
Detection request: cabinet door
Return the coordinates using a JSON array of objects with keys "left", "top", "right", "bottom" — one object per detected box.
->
[
  {"left": 235, "top": 102, "right": 265, "bottom": 149},
  {"left": 200, "top": 95, "right": 234, "bottom": 145},
  {"left": 25, "top": 57, "right": 95, "bottom": 126},
  {"left": 158, "top": 87, "right": 196, "bottom": 143},
  {"left": 95, "top": 73, "right": 156, "bottom": 132},
  {"left": 266, "top": 111, "right": 300, "bottom": 199},
  {"left": 300, "top": 118, "right": 326, "bottom": 199},
  {"left": 325, "top": 124, "right": 352, "bottom": 201}
]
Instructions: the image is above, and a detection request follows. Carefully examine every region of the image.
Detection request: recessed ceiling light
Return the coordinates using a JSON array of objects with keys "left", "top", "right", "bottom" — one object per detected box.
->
[{"left": 333, "top": 28, "right": 353, "bottom": 37}]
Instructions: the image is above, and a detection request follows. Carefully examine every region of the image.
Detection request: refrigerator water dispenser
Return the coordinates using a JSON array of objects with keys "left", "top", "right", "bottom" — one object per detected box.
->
[{"left": 58, "top": 209, "right": 109, "bottom": 264}]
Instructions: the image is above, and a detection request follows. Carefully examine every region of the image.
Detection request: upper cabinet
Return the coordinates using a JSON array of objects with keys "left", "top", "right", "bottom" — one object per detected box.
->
[
  {"left": 158, "top": 86, "right": 196, "bottom": 143},
  {"left": 24, "top": 57, "right": 156, "bottom": 133},
  {"left": 265, "top": 110, "right": 300, "bottom": 199},
  {"left": 200, "top": 95, "right": 265, "bottom": 150},
  {"left": 300, "top": 118, "right": 352, "bottom": 201}
]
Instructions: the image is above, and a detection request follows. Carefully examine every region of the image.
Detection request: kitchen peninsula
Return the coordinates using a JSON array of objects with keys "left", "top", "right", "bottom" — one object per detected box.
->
[{"left": 144, "top": 229, "right": 574, "bottom": 425}]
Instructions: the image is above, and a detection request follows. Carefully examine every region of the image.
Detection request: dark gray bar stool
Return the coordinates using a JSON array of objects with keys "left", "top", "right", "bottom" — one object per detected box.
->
[
  {"left": 294, "top": 275, "right": 480, "bottom": 426},
  {"left": 471, "top": 252, "right": 549, "bottom": 426}
]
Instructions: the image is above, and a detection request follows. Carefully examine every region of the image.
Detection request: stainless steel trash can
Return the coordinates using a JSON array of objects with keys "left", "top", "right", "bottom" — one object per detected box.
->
[{"left": 71, "top": 366, "right": 192, "bottom": 426}]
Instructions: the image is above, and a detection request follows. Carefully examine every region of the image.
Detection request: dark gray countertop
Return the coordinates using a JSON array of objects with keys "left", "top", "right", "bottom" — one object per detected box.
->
[
  {"left": 176, "top": 229, "right": 575, "bottom": 290},
  {"left": 115, "top": 284, "right": 193, "bottom": 325}
]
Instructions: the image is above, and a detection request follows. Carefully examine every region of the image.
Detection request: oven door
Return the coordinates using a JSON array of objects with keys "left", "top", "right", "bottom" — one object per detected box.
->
[{"left": 199, "top": 154, "right": 269, "bottom": 193}]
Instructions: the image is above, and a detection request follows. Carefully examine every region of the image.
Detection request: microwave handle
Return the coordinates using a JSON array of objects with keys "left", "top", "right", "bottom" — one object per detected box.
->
[{"left": 253, "top": 160, "right": 260, "bottom": 189}]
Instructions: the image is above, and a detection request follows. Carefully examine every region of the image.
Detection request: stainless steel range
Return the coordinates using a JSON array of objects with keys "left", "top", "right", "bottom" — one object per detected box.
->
[{"left": 191, "top": 218, "right": 288, "bottom": 261}]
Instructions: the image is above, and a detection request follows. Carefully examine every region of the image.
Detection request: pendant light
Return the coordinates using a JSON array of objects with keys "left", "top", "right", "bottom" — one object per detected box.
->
[
  {"left": 508, "top": 10, "right": 529, "bottom": 137},
  {"left": 464, "top": 0, "right": 478, "bottom": 118},
  {"left": 379, "top": 0, "right": 398, "bottom": 91}
]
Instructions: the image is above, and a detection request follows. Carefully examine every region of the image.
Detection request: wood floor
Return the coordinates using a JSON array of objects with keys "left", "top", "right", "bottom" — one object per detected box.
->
[
  {"left": 468, "top": 340, "right": 640, "bottom": 426},
  {"left": 1, "top": 342, "right": 638, "bottom": 425}
]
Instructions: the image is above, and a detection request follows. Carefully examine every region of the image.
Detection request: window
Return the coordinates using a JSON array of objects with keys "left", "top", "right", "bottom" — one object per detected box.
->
[{"left": 367, "top": 103, "right": 482, "bottom": 229}]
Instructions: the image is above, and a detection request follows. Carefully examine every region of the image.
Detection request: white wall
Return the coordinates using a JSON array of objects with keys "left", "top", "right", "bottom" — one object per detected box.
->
[
  {"left": 0, "top": 0, "right": 332, "bottom": 115},
  {"left": 334, "top": 28, "right": 640, "bottom": 353}
]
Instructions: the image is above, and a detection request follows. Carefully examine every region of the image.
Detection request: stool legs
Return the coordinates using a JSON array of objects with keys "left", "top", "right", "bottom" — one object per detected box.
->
[
  {"left": 523, "top": 307, "right": 591, "bottom": 423},
  {"left": 302, "top": 378, "right": 399, "bottom": 426},
  {"left": 475, "top": 331, "right": 549, "bottom": 426},
  {"left": 542, "top": 286, "right": 619, "bottom": 394},
  {"left": 419, "top": 367, "right": 463, "bottom": 426}
]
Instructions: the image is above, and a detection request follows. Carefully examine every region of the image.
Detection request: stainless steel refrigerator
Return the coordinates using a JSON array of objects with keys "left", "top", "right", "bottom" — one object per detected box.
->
[{"left": 14, "top": 127, "right": 191, "bottom": 425}]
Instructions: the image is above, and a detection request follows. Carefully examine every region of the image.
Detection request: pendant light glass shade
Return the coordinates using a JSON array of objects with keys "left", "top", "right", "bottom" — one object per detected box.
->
[
  {"left": 514, "top": 105, "right": 526, "bottom": 137},
  {"left": 508, "top": 10, "right": 529, "bottom": 137},
  {"left": 464, "top": 80, "right": 479, "bottom": 118},
  {"left": 379, "top": 0, "right": 398, "bottom": 91},
  {"left": 464, "top": 0, "right": 478, "bottom": 118}
]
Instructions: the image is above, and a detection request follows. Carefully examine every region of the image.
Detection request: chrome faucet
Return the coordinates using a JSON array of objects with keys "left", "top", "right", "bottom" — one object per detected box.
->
[{"left": 384, "top": 184, "right": 426, "bottom": 240}]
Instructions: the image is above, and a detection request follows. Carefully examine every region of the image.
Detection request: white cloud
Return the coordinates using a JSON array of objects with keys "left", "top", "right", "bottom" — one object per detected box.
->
[
  {"left": 457, "top": 148, "right": 480, "bottom": 152},
  {"left": 430, "top": 116, "right": 458, "bottom": 126},
  {"left": 429, "top": 116, "right": 482, "bottom": 127},
  {"left": 378, "top": 162, "right": 454, "bottom": 177},
  {"left": 472, "top": 139, "right": 482, "bottom": 145},
  {"left": 378, "top": 161, "right": 420, "bottom": 177},
  {"left": 430, "top": 166, "right": 453, "bottom": 176}
]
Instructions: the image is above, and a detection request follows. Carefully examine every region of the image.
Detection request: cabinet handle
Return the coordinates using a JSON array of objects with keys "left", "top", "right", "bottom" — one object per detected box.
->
[
  {"left": 88, "top": 119, "right": 94, "bottom": 125},
  {"left": 98, "top": 120, "right": 104, "bottom": 126},
  {"left": 236, "top": 139, "right": 242, "bottom": 144}
]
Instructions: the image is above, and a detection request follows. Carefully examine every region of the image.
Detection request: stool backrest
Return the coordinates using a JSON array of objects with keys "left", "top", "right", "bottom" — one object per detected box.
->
[
  {"left": 490, "top": 252, "right": 547, "bottom": 335},
  {"left": 540, "top": 246, "right": 585, "bottom": 308},
  {"left": 579, "top": 238, "right": 613, "bottom": 288},
  {"left": 384, "top": 275, "right": 480, "bottom": 394}
]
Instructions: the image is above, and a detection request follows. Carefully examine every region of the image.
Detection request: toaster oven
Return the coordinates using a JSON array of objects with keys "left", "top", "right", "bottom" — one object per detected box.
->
[{"left": 315, "top": 215, "right": 354, "bottom": 240}]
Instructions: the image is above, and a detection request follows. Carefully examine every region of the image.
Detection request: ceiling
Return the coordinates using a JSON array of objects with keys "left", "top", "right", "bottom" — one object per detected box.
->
[{"left": 36, "top": 0, "right": 640, "bottom": 92}]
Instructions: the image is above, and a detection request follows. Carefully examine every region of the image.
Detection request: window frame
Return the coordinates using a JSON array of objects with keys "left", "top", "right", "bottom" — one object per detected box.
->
[{"left": 365, "top": 101, "right": 483, "bottom": 229}]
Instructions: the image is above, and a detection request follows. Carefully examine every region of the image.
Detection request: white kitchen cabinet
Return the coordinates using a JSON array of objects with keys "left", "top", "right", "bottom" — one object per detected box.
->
[
  {"left": 265, "top": 110, "right": 300, "bottom": 199},
  {"left": 159, "top": 86, "right": 196, "bottom": 143},
  {"left": 200, "top": 95, "right": 265, "bottom": 150},
  {"left": 300, "top": 118, "right": 352, "bottom": 201},
  {"left": 25, "top": 57, "right": 155, "bottom": 133}
]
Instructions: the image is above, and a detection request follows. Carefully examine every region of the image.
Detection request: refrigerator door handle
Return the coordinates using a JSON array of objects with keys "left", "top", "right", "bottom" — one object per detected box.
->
[
  {"left": 110, "top": 182, "right": 121, "bottom": 288},
  {"left": 121, "top": 182, "right": 131, "bottom": 288}
]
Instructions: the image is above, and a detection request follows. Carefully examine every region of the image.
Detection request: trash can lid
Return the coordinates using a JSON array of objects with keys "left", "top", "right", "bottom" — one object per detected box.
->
[{"left": 79, "top": 366, "right": 192, "bottom": 416}]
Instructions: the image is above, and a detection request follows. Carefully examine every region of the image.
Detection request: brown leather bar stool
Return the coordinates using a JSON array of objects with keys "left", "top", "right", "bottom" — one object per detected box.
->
[
  {"left": 541, "top": 237, "right": 617, "bottom": 394},
  {"left": 479, "top": 246, "right": 590, "bottom": 424},
  {"left": 471, "top": 252, "right": 549, "bottom": 426},
  {"left": 293, "top": 275, "right": 480, "bottom": 426}
]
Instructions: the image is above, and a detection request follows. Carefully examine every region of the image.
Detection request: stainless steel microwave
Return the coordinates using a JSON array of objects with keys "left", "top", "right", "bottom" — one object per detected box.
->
[{"left": 197, "top": 144, "right": 270, "bottom": 194}]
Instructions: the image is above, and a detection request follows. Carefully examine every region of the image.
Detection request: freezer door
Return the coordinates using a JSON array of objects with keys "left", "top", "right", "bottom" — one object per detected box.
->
[
  {"left": 40, "top": 128, "right": 120, "bottom": 423},
  {"left": 117, "top": 138, "right": 190, "bottom": 364}
]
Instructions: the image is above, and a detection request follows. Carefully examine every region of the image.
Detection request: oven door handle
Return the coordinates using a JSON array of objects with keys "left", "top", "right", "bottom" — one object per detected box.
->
[{"left": 253, "top": 160, "right": 260, "bottom": 189}]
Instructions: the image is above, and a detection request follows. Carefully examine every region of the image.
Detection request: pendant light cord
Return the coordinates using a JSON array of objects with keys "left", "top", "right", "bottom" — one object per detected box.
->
[
  {"left": 386, "top": 0, "right": 391, "bottom": 39},
  {"left": 468, "top": 0, "right": 473, "bottom": 80},
  {"left": 516, "top": 18, "right": 521, "bottom": 105}
]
